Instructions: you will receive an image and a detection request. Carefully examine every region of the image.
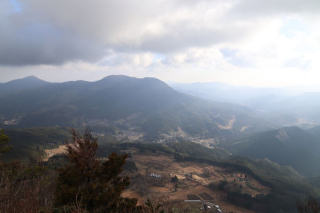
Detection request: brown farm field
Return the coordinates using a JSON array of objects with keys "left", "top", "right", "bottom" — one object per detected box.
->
[{"left": 122, "top": 153, "right": 270, "bottom": 213}]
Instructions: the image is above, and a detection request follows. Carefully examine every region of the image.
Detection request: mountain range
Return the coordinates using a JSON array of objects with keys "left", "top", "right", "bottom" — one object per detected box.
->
[
  {"left": 2, "top": 75, "right": 320, "bottom": 212},
  {"left": 4, "top": 75, "right": 320, "bottom": 177},
  {"left": 0, "top": 75, "right": 270, "bottom": 141},
  {"left": 171, "top": 82, "right": 320, "bottom": 128}
]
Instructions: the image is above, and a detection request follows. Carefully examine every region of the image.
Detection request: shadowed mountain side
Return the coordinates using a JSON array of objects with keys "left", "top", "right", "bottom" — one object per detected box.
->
[
  {"left": 1, "top": 127, "right": 70, "bottom": 161},
  {"left": 227, "top": 126, "right": 320, "bottom": 177},
  {"left": 0, "top": 76, "right": 50, "bottom": 97},
  {"left": 0, "top": 75, "right": 272, "bottom": 141}
]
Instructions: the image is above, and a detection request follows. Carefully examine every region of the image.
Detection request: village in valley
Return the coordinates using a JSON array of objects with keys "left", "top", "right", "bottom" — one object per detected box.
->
[{"left": 121, "top": 152, "right": 270, "bottom": 213}]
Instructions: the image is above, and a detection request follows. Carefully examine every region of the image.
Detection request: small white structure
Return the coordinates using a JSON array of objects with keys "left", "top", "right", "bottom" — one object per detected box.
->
[{"left": 150, "top": 173, "right": 161, "bottom": 178}]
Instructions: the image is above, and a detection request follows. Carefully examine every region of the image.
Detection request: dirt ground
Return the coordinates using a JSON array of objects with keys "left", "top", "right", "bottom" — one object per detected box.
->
[
  {"left": 43, "top": 146, "right": 269, "bottom": 213},
  {"left": 122, "top": 153, "right": 270, "bottom": 213},
  {"left": 43, "top": 145, "right": 67, "bottom": 161}
]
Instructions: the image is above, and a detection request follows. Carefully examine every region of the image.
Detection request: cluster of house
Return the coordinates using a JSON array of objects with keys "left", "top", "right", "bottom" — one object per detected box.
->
[
  {"left": 148, "top": 170, "right": 225, "bottom": 212},
  {"left": 185, "top": 200, "right": 223, "bottom": 213},
  {"left": 234, "top": 173, "right": 248, "bottom": 182},
  {"left": 147, "top": 172, "right": 166, "bottom": 186},
  {"left": 3, "top": 119, "right": 18, "bottom": 126},
  {"left": 204, "top": 202, "right": 223, "bottom": 212},
  {"left": 149, "top": 173, "right": 161, "bottom": 178}
]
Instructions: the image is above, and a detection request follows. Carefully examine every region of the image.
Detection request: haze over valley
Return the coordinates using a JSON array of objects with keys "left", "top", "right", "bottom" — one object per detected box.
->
[
  {"left": 2, "top": 75, "right": 320, "bottom": 212},
  {"left": 2, "top": 0, "right": 320, "bottom": 212}
]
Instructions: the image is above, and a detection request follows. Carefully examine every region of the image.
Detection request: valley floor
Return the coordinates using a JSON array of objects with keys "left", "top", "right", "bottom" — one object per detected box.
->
[{"left": 122, "top": 152, "right": 270, "bottom": 213}]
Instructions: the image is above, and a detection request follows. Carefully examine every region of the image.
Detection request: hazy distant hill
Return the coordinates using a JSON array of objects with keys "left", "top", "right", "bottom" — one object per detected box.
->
[
  {"left": 0, "top": 76, "right": 50, "bottom": 97},
  {"left": 308, "top": 125, "right": 320, "bottom": 138},
  {"left": 264, "top": 92, "right": 320, "bottom": 123},
  {"left": 171, "top": 82, "right": 320, "bottom": 128},
  {"left": 228, "top": 126, "right": 320, "bottom": 176},
  {"left": 170, "top": 82, "right": 292, "bottom": 106},
  {"left": 0, "top": 75, "right": 270, "bottom": 141}
]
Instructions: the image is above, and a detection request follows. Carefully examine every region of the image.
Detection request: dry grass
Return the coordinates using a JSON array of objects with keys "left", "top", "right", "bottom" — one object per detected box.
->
[
  {"left": 43, "top": 144, "right": 68, "bottom": 161},
  {"left": 0, "top": 163, "right": 55, "bottom": 213}
]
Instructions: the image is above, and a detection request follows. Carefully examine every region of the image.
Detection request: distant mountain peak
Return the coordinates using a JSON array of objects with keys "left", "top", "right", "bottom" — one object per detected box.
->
[
  {"left": 0, "top": 76, "right": 50, "bottom": 98},
  {"left": 100, "top": 75, "right": 135, "bottom": 81},
  {"left": 6, "top": 76, "right": 47, "bottom": 84},
  {"left": 97, "top": 75, "right": 171, "bottom": 88},
  {"left": 22, "top": 75, "right": 41, "bottom": 80},
  {"left": 99, "top": 75, "right": 161, "bottom": 82}
]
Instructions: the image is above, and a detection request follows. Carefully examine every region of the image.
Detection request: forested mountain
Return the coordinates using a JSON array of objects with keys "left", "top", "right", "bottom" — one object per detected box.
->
[
  {"left": 2, "top": 76, "right": 320, "bottom": 212},
  {"left": 2, "top": 127, "right": 69, "bottom": 161},
  {"left": 228, "top": 126, "right": 320, "bottom": 176},
  {"left": 0, "top": 75, "right": 271, "bottom": 141}
]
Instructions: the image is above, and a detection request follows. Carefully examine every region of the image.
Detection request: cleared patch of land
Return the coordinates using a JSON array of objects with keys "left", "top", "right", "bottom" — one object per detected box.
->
[
  {"left": 43, "top": 145, "right": 269, "bottom": 212},
  {"left": 123, "top": 153, "right": 269, "bottom": 213},
  {"left": 217, "top": 117, "right": 235, "bottom": 130},
  {"left": 43, "top": 144, "right": 67, "bottom": 161}
]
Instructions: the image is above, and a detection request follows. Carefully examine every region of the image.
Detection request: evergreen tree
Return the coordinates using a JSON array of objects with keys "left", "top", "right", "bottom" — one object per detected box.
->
[
  {"left": 54, "top": 129, "right": 139, "bottom": 213},
  {"left": 297, "top": 198, "right": 320, "bottom": 213},
  {"left": 171, "top": 175, "right": 179, "bottom": 192}
]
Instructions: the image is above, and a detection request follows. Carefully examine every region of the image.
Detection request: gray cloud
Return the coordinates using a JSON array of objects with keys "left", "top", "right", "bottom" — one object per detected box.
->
[
  {"left": 1, "top": 0, "right": 247, "bottom": 66},
  {"left": 1, "top": 0, "right": 320, "bottom": 66},
  {"left": 231, "top": 0, "right": 320, "bottom": 17},
  {"left": 0, "top": 5, "right": 104, "bottom": 66},
  {"left": 0, "top": 26, "right": 104, "bottom": 66},
  {"left": 113, "top": 20, "right": 251, "bottom": 53}
]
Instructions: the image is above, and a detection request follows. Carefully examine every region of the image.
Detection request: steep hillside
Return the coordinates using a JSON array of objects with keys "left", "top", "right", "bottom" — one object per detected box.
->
[
  {"left": 228, "top": 126, "right": 320, "bottom": 176},
  {"left": 0, "top": 75, "right": 270, "bottom": 141},
  {"left": 1, "top": 127, "right": 70, "bottom": 161}
]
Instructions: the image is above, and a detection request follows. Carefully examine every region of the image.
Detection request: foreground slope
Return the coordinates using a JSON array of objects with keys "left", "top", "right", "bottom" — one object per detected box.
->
[
  {"left": 45, "top": 140, "right": 317, "bottom": 213},
  {"left": 2, "top": 127, "right": 70, "bottom": 161},
  {"left": 2, "top": 126, "right": 317, "bottom": 213}
]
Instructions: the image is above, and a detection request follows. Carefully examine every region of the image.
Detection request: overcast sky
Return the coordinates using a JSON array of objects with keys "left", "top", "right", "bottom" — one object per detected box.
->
[{"left": 1, "top": 0, "right": 320, "bottom": 87}]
